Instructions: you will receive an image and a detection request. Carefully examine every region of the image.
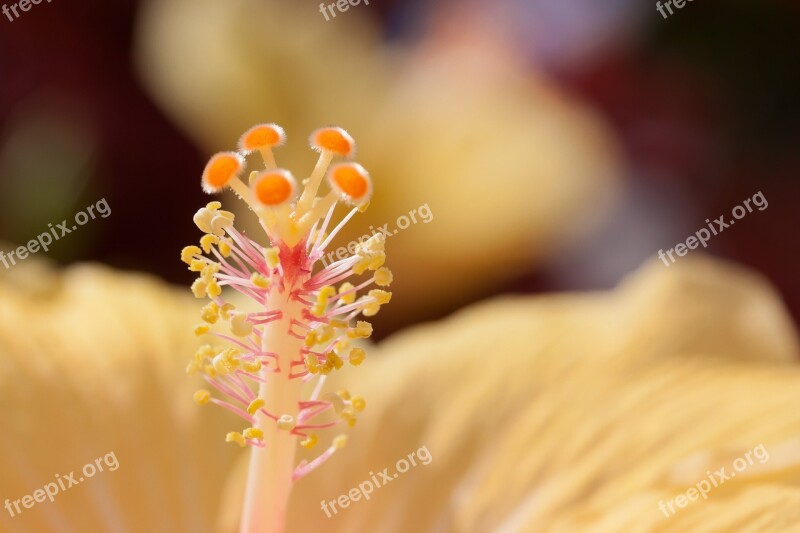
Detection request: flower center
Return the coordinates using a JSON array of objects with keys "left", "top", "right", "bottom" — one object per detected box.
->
[{"left": 182, "top": 123, "right": 392, "bottom": 532}]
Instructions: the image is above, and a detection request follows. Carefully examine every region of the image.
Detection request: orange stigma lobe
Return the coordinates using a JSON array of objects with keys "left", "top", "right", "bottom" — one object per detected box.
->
[
  {"left": 328, "top": 163, "right": 371, "bottom": 203},
  {"left": 252, "top": 170, "right": 296, "bottom": 206},
  {"left": 311, "top": 127, "right": 355, "bottom": 157},
  {"left": 202, "top": 152, "right": 244, "bottom": 193},
  {"left": 240, "top": 123, "right": 286, "bottom": 152}
]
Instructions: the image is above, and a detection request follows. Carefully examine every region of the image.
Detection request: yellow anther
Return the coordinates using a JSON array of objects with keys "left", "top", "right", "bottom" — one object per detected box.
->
[
  {"left": 348, "top": 321, "right": 373, "bottom": 339},
  {"left": 304, "top": 331, "right": 318, "bottom": 347},
  {"left": 181, "top": 245, "right": 201, "bottom": 265},
  {"left": 193, "top": 208, "right": 214, "bottom": 233},
  {"left": 201, "top": 263, "right": 219, "bottom": 282},
  {"left": 212, "top": 355, "right": 230, "bottom": 375},
  {"left": 226, "top": 347, "right": 241, "bottom": 358},
  {"left": 189, "top": 259, "right": 205, "bottom": 272},
  {"left": 193, "top": 390, "right": 211, "bottom": 405},
  {"left": 317, "top": 286, "right": 336, "bottom": 304},
  {"left": 368, "top": 253, "right": 386, "bottom": 270},
  {"left": 225, "top": 432, "right": 246, "bottom": 447},
  {"left": 341, "top": 409, "right": 357, "bottom": 428},
  {"left": 206, "top": 201, "right": 222, "bottom": 211},
  {"left": 246, "top": 398, "right": 265, "bottom": 415},
  {"left": 333, "top": 435, "right": 347, "bottom": 449},
  {"left": 231, "top": 313, "right": 254, "bottom": 337},
  {"left": 204, "top": 364, "right": 217, "bottom": 378},
  {"left": 218, "top": 239, "right": 232, "bottom": 258},
  {"left": 194, "top": 344, "right": 215, "bottom": 362},
  {"left": 358, "top": 200, "right": 370, "bottom": 213},
  {"left": 338, "top": 282, "right": 356, "bottom": 304},
  {"left": 369, "top": 289, "right": 392, "bottom": 305},
  {"left": 242, "top": 359, "right": 262, "bottom": 373},
  {"left": 353, "top": 258, "right": 371, "bottom": 275},
  {"left": 243, "top": 428, "right": 264, "bottom": 441},
  {"left": 193, "top": 324, "right": 210, "bottom": 336},
  {"left": 212, "top": 349, "right": 239, "bottom": 375},
  {"left": 300, "top": 434, "right": 319, "bottom": 449},
  {"left": 250, "top": 272, "right": 270, "bottom": 289},
  {"left": 329, "top": 319, "right": 348, "bottom": 329},
  {"left": 349, "top": 348, "right": 366, "bottom": 366},
  {"left": 327, "top": 352, "right": 344, "bottom": 370},
  {"left": 362, "top": 234, "right": 386, "bottom": 253},
  {"left": 311, "top": 286, "right": 336, "bottom": 318},
  {"left": 318, "top": 361, "right": 333, "bottom": 375},
  {"left": 351, "top": 395, "right": 366, "bottom": 412},
  {"left": 264, "top": 247, "right": 281, "bottom": 269},
  {"left": 323, "top": 392, "right": 345, "bottom": 414},
  {"left": 210, "top": 215, "right": 233, "bottom": 237},
  {"left": 200, "top": 234, "right": 219, "bottom": 254},
  {"left": 191, "top": 279, "right": 207, "bottom": 298},
  {"left": 316, "top": 325, "right": 334, "bottom": 343},
  {"left": 207, "top": 280, "right": 222, "bottom": 298},
  {"left": 334, "top": 339, "right": 350, "bottom": 355},
  {"left": 277, "top": 414, "right": 296, "bottom": 430},
  {"left": 374, "top": 267, "right": 393, "bottom": 287},
  {"left": 219, "top": 303, "right": 236, "bottom": 320},
  {"left": 363, "top": 303, "right": 381, "bottom": 317},
  {"left": 305, "top": 354, "right": 320, "bottom": 374},
  {"left": 352, "top": 235, "right": 387, "bottom": 273},
  {"left": 337, "top": 389, "right": 351, "bottom": 401},
  {"left": 200, "top": 302, "right": 219, "bottom": 324},
  {"left": 217, "top": 209, "right": 235, "bottom": 220}
]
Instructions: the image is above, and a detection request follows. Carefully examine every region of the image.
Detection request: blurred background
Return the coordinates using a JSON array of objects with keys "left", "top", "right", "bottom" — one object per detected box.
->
[{"left": 0, "top": 0, "right": 798, "bottom": 336}]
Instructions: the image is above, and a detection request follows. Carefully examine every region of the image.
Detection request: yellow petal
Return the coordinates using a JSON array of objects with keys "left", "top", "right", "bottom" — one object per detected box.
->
[
  {"left": 237, "top": 257, "right": 800, "bottom": 531},
  {"left": 0, "top": 264, "right": 238, "bottom": 531},
  {"left": 5, "top": 257, "right": 800, "bottom": 532}
]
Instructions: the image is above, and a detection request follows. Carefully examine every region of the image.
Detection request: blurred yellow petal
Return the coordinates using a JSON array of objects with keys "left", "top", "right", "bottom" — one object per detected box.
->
[
  {"left": 134, "top": 0, "right": 622, "bottom": 323},
  {"left": 4, "top": 255, "right": 798, "bottom": 531},
  {"left": 0, "top": 263, "right": 236, "bottom": 532},
  {"left": 220, "top": 256, "right": 800, "bottom": 531}
]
